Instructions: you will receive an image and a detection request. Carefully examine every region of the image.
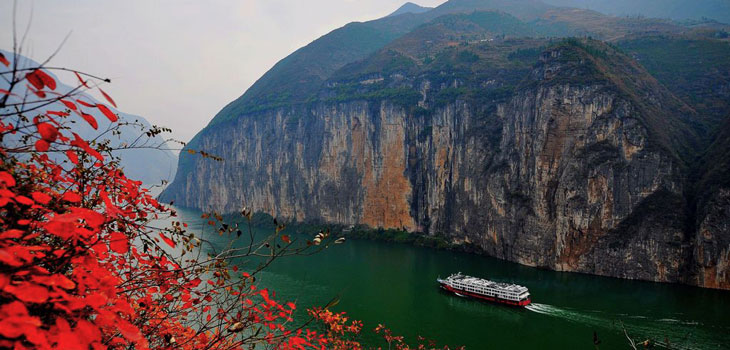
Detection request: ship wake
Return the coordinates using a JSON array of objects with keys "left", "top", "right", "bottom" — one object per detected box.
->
[{"left": 525, "top": 303, "right": 724, "bottom": 349}]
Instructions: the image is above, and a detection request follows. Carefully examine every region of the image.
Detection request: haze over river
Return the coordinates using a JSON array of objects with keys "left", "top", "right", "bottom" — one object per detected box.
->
[{"left": 167, "top": 207, "right": 730, "bottom": 349}]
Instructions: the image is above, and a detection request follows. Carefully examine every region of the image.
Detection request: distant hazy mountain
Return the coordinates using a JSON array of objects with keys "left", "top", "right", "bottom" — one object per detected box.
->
[
  {"left": 543, "top": 0, "right": 730, "bottom": 23},
  {"left": 0, "top": 50, "right": 177, "bottom": 186},
  {"left": 431, "top": 0, "right": 554, "bottom": 20},
  {"left": 388, "top": 2, "right": 433, "bottom": 17}
]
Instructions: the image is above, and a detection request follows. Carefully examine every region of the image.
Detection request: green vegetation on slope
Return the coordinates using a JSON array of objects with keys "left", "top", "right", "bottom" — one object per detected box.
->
[
  {"left": 431, "top": 0, "right": 554, "bottom": 21},
  {"left": 542, "top": 0, "right": 730, "bottom": 24},
  {"left": 430, "top": 10, "right": 537, "bottom": 36},
  {"left": 618, "top": 36, "right": 730, "bottom": 128},
  {"left": 694, "top": 117, "right": 730, "bottom": 209}
]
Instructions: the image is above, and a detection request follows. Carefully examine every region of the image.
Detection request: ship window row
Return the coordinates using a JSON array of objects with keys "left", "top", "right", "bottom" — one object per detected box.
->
[
  {"left": 454, "top": 283, "right": 519, "bottom": 294},
  {"left": 456, "top": 280, "right": 526, "bottom": 292},
  {"left": 455, "top": 284, "right": 520, "bottom": 297}
]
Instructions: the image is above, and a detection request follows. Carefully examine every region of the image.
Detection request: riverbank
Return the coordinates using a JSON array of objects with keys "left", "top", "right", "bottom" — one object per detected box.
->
[
  {"left": 244, "top": 212, "right": 483, "bottom": 253},
  {"left": 240, "top": 212, "right": 730, "bottom": 294}
]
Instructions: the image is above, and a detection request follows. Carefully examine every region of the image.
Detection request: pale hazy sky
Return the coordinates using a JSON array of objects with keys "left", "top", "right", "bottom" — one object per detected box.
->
[{"left": 0, "top": 0, "right": 446, "bottom": 144}]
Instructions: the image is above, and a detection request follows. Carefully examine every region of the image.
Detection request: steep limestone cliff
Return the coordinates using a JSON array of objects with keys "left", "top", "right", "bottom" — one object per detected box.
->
[
  {"left": 691, "top": 118, "right": 730, "bottom": 289},
  {"left": 695, "top": 189, "right": 730, "bottom": 289},
  {"left": 162, "top": 40, "right": 730, "bottom": 288}
]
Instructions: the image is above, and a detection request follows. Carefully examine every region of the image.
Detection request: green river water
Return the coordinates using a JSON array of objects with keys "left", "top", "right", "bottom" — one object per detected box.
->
[{"left": 167, "top": 207, "right": 730, "bottom": 349}]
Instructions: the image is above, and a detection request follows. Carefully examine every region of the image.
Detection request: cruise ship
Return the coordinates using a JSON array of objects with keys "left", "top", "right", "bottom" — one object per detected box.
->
[{"left": 437, "top": 272, "right": 531, "bottom": 307}]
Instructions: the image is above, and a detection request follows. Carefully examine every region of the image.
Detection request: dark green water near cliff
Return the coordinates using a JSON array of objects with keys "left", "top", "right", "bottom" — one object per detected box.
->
[{"left": 168, "top": 207, "right": 730, "bottom": 349}]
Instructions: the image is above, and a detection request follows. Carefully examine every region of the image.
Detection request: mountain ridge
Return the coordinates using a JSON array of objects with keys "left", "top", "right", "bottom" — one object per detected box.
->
[
  {"left": 542, "top": 0, "right": 730, "bottom": 24},
  {"left": 388, "top": 2, "right": 433, "bottom": 17}
]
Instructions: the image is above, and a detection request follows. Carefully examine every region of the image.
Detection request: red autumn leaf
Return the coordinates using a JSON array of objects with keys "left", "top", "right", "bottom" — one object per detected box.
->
[
  {"left": 0, "top": 247, "right": 28, "bottom": 267},
  {"left": 0, "top": 229, "right": 23, "bottom": 239},
  {"left": 112, "top": 300, "right": 134, "bottom": 317},
  {"left": 0, "top": 302, "right": 42, "bottom": 339},
  {"left": 56, "top": 329, "right": 85, "bottom": 350},
  {"left": 110, "top": 232, "right": 129, "bottom": 254},
  {"left": 96, "top": 104, "right": 118, "bottom": 122},
  {"left": 84, "top": 144, "right": 104, "bottom": 162},
  {"left": 28, "top": 85, "right": 47, "bottom": 98},
  {"left": 44, "top": 213, "right": 80, "bottom": 239},
  {"left": 35, "top": 139, "right": 50, "bottom": 152},
  {"left": 0, "top": 274, "right": 8, "bottom": 290},
  {"left": 281, "top": 235, "right": 291, "bottom": 244},
  {"left": 65, "top": 150, "right": 79, "bottom": 164},
  {"left": 31, "top": 192, "right": 52, "bottom": 205},
  {"left": 46, "top": 110, "right": 70, "bottom": 117},
  {"left": 61, "top": 99, "right": 77, "bottom": 110},
  {"left": 36, "top": 122, "right": 58, "bottom": 142},
  {"left": 0, "top": 89, "right": 18, "bottom": 97},
  {"left": 61, "top": 191, "right": 82, "bottom": 203},
  {"left": 44, "top": 274, "right": 76, "bottom": 290},
  {"left": 117, "top": 319, "right": 143, "bottom": 341},
  {"left": 70, "top": 133, "right": 85, "bottom": 147},
  {"left": 71, "top": 207, "right": 105, "bottom": 227},
  {"left": 91, "top": 240, "right": 109, "bottom": 258},
  {"left": 99, "top": 88, "right": 117, "bottom": 108},
  {"left": 71, "top": 133, "right": 103, "bottom": 161},
  {"left": 34, "top": 69, "right": 56, "bottom": 90},
  {"left": 85, "top": 292, "right": 108, "bottom": 308},
  {"left": 0, "top": 171, "right": 15, "bottom": 187},
  {"left": 31, "top": 274, "right": 76, "bottom": 291},
  {"left": 76, "top": 99, "right": 95, "bottom": 108},
  {"left": 80, "top": 113, "right": 98, "bottom": 129},
  {"left": 6, "top": 282, "right": 49, "bottom": 303},
  {"left": 74, "top": 320, "right": 101, "bottom": 343},
  {"left": 74, "top": 71, "right": 89, "bottom": 88},
  {"left": 159, "top": 232, "right": 176, "bottom": 248},
  {"left": 25, "top": 71, "right": 44, "bottom": 90},
  {"left": 0, "top": 52, "right": 9, "bottom": 66}
]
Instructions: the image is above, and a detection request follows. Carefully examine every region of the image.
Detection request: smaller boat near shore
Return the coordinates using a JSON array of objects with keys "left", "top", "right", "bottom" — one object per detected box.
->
[{"left": 437, "top": 272, "right": 531, "bottom": 307}]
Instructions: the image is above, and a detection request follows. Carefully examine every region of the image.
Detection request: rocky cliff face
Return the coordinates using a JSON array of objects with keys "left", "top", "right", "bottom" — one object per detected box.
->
[
  {"left": 163, "top": 41, "right": 729, "bottom": 289},
  {"left": 691, "top": 118, "right": 730, "bottom": 289},
  {"left": 695, "top": 189, "right": 730, "bottom": 289}
]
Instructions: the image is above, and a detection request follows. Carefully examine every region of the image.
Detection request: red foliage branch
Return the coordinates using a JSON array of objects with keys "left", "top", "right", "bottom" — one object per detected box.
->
[
  {"left": 0, "top": 51, "right": 454, "bottom": 350},
  {"left": 0, "top": 51, "right": 327, "bottom": 350}
]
